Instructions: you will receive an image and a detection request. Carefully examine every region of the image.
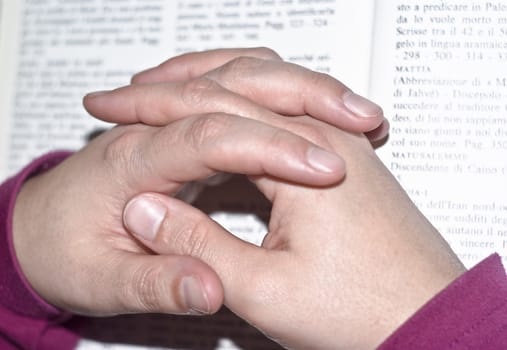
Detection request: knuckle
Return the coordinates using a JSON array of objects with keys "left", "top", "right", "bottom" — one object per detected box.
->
[
  {"left": 249, "top": 47, "right": 282, "bottom": 60},
  {"left": 267, "top": 128, "right": 296, "bottom": 152},
  {"left": 102, "top": 128, "right": 143, "bottom": 166},
  {"left": 184, "top": 113, "right": 231, "bottom": 152},
  {"left": 101, "top": 126, "right": 153, "bottom": 184},
  {"left": 180, "top": 76, "right": 219, "bottom": 108},
  {"left": 162, "top": 214, "right": 211, "bottom": 259},
  {"left": 309, "top": 71, "right": 333, "bottom": 87},
  {"left": 126, "top": 265, "right": 166, "bottom": 312},
  {"left": 217, "top": 56, "right": 264, "bottom": 79},
  {"left": 301, "top": 71, "right": 335, "bottom": 99},
  {"left": 286, "top": 121, "right": 334, "bottom": 150}
]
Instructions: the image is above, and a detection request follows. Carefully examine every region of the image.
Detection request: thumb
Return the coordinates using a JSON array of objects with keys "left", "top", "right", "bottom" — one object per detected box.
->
[
  {"left": 122, "top": 193, "right": 268, "bottom": 305},
  {"left": 108, "top": 253, "right": 224, "bottom": 316}
]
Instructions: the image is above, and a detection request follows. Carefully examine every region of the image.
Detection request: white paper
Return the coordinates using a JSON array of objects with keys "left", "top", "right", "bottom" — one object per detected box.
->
[
  {"left": 371, "top": 0, "right": 507, "bottom": 268},
  {"left": 0, "top": 0, "right": 374, "bottom": 180}
]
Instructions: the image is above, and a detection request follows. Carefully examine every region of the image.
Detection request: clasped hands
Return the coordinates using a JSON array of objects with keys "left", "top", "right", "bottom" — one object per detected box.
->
[{"left": 13, "top": 48, "right": 465, "bottom": 349}]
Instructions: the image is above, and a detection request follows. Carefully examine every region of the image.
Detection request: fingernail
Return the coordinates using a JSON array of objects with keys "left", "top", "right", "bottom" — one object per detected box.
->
[
  {"left": 307, "top": 147, "right": 345, "bottom": 173},
  {"left": 123, "top": 196, "right": 166, "bottom": 241},
  {"left": 181, "top": 276, "right": 210, "bottom": 315},
  {"left": 342, "top": 91, "right": 382, "bottom": 118},
  {"left": 85, "top": 90, "right": 110, "bottom": 98}
]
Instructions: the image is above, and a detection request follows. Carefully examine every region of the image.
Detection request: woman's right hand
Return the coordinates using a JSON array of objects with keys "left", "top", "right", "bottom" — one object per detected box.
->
[{"left": 123, "top": 114, "right": 465, "bottom": 349}]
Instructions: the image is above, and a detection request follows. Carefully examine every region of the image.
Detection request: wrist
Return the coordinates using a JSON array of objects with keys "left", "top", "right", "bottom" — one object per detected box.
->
[
  {"left": 374, "top": 250, "right": 466, "bottom": 348},
  {"left": 0, "top": 152, "right": 71, "bottom": 318}
]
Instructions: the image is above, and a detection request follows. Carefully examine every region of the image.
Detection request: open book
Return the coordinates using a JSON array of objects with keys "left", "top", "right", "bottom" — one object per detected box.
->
[{"left": 1, "top": 0, "right": 506, "bottom": 349}]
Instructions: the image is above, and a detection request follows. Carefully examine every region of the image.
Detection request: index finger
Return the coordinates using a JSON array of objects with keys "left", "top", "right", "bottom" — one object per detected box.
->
[
  {"left": 100, "top": 114, "right": 346, "bottom": 194},
  {"left": 133, "top": 49, "right": 384, "bottom": 130},
  {"left": 85, "top": 57, "right": 385, "bottom": 133}
]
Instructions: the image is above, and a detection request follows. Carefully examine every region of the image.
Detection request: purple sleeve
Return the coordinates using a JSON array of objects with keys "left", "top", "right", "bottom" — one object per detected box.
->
[
  {"left": 378, "top": 253, "right": 507, "bottom": 350},
  {"left": 0, "top": 152, "right": 80, "bottom": 349}
]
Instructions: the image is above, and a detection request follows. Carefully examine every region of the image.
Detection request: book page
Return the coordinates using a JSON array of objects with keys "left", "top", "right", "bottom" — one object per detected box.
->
[
  {"left": 370, "top": 0, "right": 507, "bottom": 269},
  {"left": 0, "top": 0, "right": 18, "bottom": 181},
  {"left": 0, "top": 0, "right": 178, "bottom": 179},
  {"left": 0, "top": 0, "right": 374, "bottom": 180},
  {"left": 168, "top": 0, "right": 374, "bottom": 93}
]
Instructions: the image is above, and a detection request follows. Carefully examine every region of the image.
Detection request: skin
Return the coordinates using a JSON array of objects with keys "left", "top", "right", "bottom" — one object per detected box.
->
[
  {"left": 83, "top": 48, "right": 466, "bottom": 349},
  {"left": 13, "top": 48, "right": 467, "bottom": 349},
  {"left": 12, "top": 48, "right": 384, "bottom": 318},
  {"left": 122, "top": 117, "right": 466, "bottom": 349},
  {"left": 12, "top": 116, "right": 347, "bottom": 317},
  {"left": 82, "top": 47, "right": 389, "bottom": 202},
  {"left": 83, "top": 47, "right": 389, "bottom": 142}
]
